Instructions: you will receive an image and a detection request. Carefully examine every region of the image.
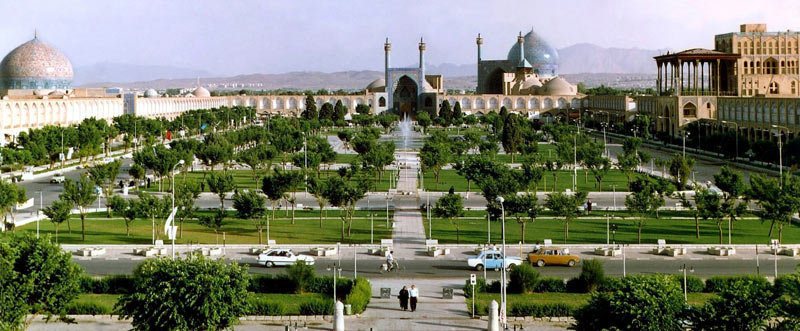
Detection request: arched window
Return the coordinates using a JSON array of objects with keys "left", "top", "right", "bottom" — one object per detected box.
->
[
  {"left": 683, "top": 102, "right": 697, "bottom": 117},
  {"left": 764, "top": 58, "right": 778, "bottom": 75},
  {"left": 378, "top": 97, "right": 386, "bottom": 107},
  {"left": 743, "top": 61, "right": 749, "bottom": 74},
  {"left": 769, "top": 82, "right": 779, "bottom": 94}
]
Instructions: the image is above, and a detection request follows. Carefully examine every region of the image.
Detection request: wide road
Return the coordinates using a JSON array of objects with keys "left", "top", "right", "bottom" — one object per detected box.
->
[{"left": 76, "top": 256, "right": 799, "bottom": 279}]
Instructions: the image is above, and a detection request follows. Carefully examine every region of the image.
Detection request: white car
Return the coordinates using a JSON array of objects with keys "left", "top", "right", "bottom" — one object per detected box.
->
[
  {"left": 50, "top": 174, "right": 66, "bottom": 184},
  {"left": 257, "top": 249, "right": 315, "bottom": 268},
  {"left": 467, "top": 250, "right": 523, "bottom": 271}
]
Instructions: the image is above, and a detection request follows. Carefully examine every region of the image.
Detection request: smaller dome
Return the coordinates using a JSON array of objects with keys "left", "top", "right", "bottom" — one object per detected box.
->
[
  {"left": 192, "top": 87, "right": 210, "bottom": 97},
  {"left": 33, "top": 89, "right": 52, "bottom": 96},
  {"left": 542, "top": 77, "right": 575, "bottom": 95},
  {"left": 365, "top": 78, "right": 386, "bottom": 92},
  {"left": 521, "top": 77, "right": 542, "bottom": 90},
  {"left": 144, "top": 89, "right": 158, "bottom": 98}
]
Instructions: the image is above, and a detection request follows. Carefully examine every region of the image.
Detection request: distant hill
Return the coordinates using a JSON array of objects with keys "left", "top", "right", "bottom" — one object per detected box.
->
[
  {"left": 73, "top": 62, "right": 213, "bottom": 86},
  {"left": 78, "top": 43, "right": 664, "bottom": 90}
]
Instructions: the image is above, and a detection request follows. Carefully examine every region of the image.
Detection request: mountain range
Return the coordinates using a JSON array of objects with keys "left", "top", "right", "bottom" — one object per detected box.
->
[{"left": 78, "top": 43, "right": 667, "bottom": 90}]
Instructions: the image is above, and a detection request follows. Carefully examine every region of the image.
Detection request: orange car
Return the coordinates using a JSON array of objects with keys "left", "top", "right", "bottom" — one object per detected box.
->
[{"left": 527, "top": 247, "right": 580, "bottom": 267}]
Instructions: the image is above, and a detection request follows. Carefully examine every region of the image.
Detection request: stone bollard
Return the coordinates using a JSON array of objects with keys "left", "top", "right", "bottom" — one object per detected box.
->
[
  {"left": 488, "top": 300, "right": 500, "bottom": 331},
  {"left": 334, "top": 300, "right": 345, "bottom": 331}
]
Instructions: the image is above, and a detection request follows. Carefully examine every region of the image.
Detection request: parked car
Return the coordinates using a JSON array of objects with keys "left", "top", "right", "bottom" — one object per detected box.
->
[
  {"left": 466, "top": 250, "right": 522, "bottom": 271},
  {"left": 527, "top": 247, "right": 580, "bottom": 267},
  {"left": 50, "top": 174, "right": 66, "bottom": 184},
  {"left": 257, "top": 249, "right": 315, "bottom": 268}
]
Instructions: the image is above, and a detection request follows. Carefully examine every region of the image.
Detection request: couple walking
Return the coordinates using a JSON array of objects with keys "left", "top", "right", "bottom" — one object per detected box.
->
[{"left": 397, "top": 285, "right": 419, "bottom": 312}]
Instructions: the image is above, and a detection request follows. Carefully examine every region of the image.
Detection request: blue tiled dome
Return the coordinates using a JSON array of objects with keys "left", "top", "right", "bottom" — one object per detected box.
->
[
  {"left": 507, "top": 29, "right": 559, "bottom": 78},
  {"left": 0, "top": 36, "right": 73, "bottom": 90}
]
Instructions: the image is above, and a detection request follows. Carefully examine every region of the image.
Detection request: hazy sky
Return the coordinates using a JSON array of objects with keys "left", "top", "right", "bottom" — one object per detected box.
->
[{"left": 2, "top": 0, "right": 798, "bottom": 76}]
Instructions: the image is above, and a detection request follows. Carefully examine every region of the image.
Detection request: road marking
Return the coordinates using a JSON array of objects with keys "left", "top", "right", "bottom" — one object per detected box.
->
[
  {"left": 107, "top": 257, "right": 119, "bottom": 261},
  {"left": 635, "top": 258, "right": 650, "bottom": 260},
  {"left": 690, "top": 258, "right": 702, "bottom": 260}
]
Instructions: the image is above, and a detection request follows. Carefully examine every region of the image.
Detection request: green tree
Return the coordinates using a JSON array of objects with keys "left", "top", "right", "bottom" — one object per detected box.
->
[
  {"left": 438, "top": 99, "right": 453, "bottom": 126},
  {"left": 625, "top": 177, "right": 665, "bottom": 244},
  {"left": 336, "top": 130, "right": 353, "bottom": 153},
  {"left": 501, "top": 113, "right": 522, "bottom": 162},
  {"left": 677, "top": 192, "right": 701, "bottom": 238},
  {"left": 0, "top": 180, "right": 27, "bottom": 231},
  {"left": 302, "top": 94, "right": 318, "bottom": 120},
  {"left": 692, "top": 279, "right": 776, "bottom": 331},
  {"left": 232, "top": 190, "right": 267, "bottom": 244},
  {"left": 42, "top": 199, "right": 72, "bottom": 243},
  {"left": 508, "top": 264, "right": 541, "bottom": 294},
  {"left": 712, "top": 166, "right": 748, "bottom": 242},
  {"left": 206, "top": 171, "right": 235, "bottom": 214},
  {"left": 505, "top": 193, "right": 541, "bottom": 244},
  {"left": 199, "top": 211, "right": 225, "bottom": 244},
  {"left": 307, "top": 176, "right": 328, "bottom": 228},
  {"left": 420, "top": 137, "right": 451, "bottom": 187},
  {"left": 128, "top": 163, "right": 146, "bottom": 189},
  {"left": 286, "top": 261, "right": 315, "bottom": 294},
  {"left": 175, "top": 183, "right": 200, "bottom": 239},
  {"left": 323, "top": 176, "right": 366, "bottom": 240},
  {"left": 60, "top": 175, "right": 97, "bottom": 241},
  {"left": 519, "top": 155, "right": 545, "bottom": 193},
  {"left": 581, "top": 141, "right": 610, "bottom": 191},
  {"left": 416, "top": 111, "right": 431, "bottom": 133},
  {"left": 572, "top": 274, "right": 686, "bottom": 331},
  {"left": 433, "top": 193, "right": 464, "bottom": 243},
  {"left": 115, "top": 256, "right": 250, "bottom": 331},
  {"left": 0, "top": 234, "right": 83, "bottom": 329},
  {"left": 89, "top": 159, "right": 122, "bottom": 217},
  {"left": 748, "top": 174, "right": 800, "bottom": 242},
  {"left": 545, "top": 191, "right": 587, "bottom": 243},
  {"left": 107, "top": 195, "right": 133, "bottom": 236},
  {"left": 669, "top": 153, "right": 695, "bottom": 190},
  {"left": 261, "top": 169, "right": 291, "bottom": 221}
]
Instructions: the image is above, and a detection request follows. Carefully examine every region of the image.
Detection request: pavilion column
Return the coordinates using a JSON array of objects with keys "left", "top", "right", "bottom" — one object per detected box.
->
[
  {"left": 716, "top": 59, "right": 721, "bottom": 96},
  {"left": 694, "top": 60, "right": 699, "bottom": 96},
  {"left": 676, "top": 60, "right": 682, "bottom": 96},
  {"left": 657, "top": 62, "right": 662, "bottom": 94},
  {"left": 700, "top": 62, "right": 705, "bottom": 95}
]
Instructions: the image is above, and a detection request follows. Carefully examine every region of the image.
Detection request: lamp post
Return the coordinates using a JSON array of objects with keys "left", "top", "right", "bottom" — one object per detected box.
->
[
  {"left": 682, "top": 130, "right": 690, "bottom": 158},
  {"left": 171, "top": 159, "right": 185, "bottom": 259},
  {"left": 771, "top": 125, "right": 788, "bottom": 182},
  {"left": 721, "top": 121, "right": 739, "bottom": 160},
  {"left": 327, "top": 263, "right": 343, "bottom": 309},
  {"left": 611, "top": 184, "right": 617, "bottom": 210},
  {"left": 495, "top": 196, "right": 507, "bottom": 329},
  {"left": 679, "top": 264, "right": 694, "bottom": 302},
  {"left": 600, "top": 122, "right": 609, "bottom": 159}
]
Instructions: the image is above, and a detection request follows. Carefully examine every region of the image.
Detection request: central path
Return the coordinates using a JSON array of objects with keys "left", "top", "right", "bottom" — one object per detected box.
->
[{"left": 391, "top": 151, "right": 426, "bottom": 260}]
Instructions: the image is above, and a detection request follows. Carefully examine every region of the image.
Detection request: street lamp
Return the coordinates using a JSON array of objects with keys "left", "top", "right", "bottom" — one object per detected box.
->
[
  {"left": 679, "top": 264, "right": 694, "bottom": 302},
  {"left": 771, "top": 125, "right": 788, "bottom": 182},
  {"left": 682, "top": 130, "right": 690, "bottom": 158},
  {"left": 495, "top": 196, "right": 507, "bottom": 328},
  {"left": 327, "top": 263, "right": 343, "bottom": 309},
  {"left": 171, "top": 159, "right": 185, "bottom": 258},
  {"left": 721, "top": 121, "right": 739, "bottom": 160},
  {"left": 600, "top": 121, "right": 609, "bottom": 159}
]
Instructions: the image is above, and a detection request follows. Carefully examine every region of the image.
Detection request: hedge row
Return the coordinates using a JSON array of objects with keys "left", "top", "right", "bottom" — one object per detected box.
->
[
  {"left": 465, "top": 274, "right": 769, "bottom": 296},
  {"left": 79, "top": 275, "right": 135, "bottom": 294},
  {"left": 344, "top": 277, "right": 371, "bottom": 314},
  {"left": 469, "top": 302, "right": 575, "bottom": 317}
]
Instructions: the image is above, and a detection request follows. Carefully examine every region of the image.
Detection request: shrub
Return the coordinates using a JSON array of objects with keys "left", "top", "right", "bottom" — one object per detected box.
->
[
  {"left": 565, "top": 277, "right": 584, "bottom": 293},
  {"left": 704, "top": 275, "right": 770, "bottom": 293},
  {"left": 534, "top": 277, "right": 566, "bottom": 293},
  {"left": 692, "top": 279, "right": 777, "bottom": 330},
  {"left": 286, "top": 261, "right": 315, "bottom": 294},
  {"left": 463, "top": 278, "right": 487, "bottom": 298},
  {"left": 307, "top": 276, "right": 353, "bottom": 299},
  {"left": 103, "top": 275, "right": 135, "bottom": 294},
  {"left": 247, "top": 297, "right": 287, "bottom": 316},
  {"left": 78, "top": 275, "right": 96, "bottom": 293},
  {"left": 577, "top": 259, "right": 605, "bottom": 292},
  {"left": 299, "top": 299, "right": 334, "bottom": 315},
  {"left": 487, "top": 280, "right": 501, "bottom": 293},
  {"left": 508, "top": 264, "right": 541, "bottom": 294},
  {"left": 775, "top": 274, "right": 800, "bottom": 296},
  {"left": 248, "top": 274, "right": 293, "bottom": 293},
  {"left": 669, "top": 274, "right": 704, "bottom": 293},
  {"left": 65, "top": 302, "right": 112, "bottom": 315},
  {"left": 344, "top": 277, "right": 371, "bottom": 314},
  {"left": 597, "top": 277, "right": 622, "bottom": 292},
  {"left": 509, "top": 303, "right": 574, "bottom": 317}
]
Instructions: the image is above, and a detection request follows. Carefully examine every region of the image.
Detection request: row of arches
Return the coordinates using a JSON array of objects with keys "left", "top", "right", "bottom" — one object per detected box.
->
[
  {"left": 229, "top": 95, "right": 370, "bottom": 111},
  {"left": 718, "top": 98, "right": 800, "bottom": 126},
  {"left": 1, "top": 99, "right": 123, "bottom": 130},
  {"left": 137, "top": 98, "right": 228, "bottom": 119},
  {"left": 441, "top": 96, "right": 580, "bottom": 111}
]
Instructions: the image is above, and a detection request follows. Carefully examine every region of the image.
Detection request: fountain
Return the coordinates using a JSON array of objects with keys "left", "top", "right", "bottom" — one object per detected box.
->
[{"left": 400, "top": 112, "right": 411, "bottom": 151}]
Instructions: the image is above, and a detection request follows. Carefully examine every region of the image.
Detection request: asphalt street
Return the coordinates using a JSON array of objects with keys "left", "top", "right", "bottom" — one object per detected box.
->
[{"left": 75, "top": 255, "right": 799, "bottom": 279}]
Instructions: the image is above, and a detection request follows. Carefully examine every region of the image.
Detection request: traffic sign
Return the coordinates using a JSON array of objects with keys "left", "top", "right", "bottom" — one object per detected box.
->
[{"left": 470, "top": 274, "right": 476, "bottom": 285}]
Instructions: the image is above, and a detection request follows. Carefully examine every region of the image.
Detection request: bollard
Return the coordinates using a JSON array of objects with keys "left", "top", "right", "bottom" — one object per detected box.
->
[
  {"left": 488, "top": 300, "right": 500, "bottom": 331},
  {"left": 334, "top": 300, "right": 345, "bottom": 331}
]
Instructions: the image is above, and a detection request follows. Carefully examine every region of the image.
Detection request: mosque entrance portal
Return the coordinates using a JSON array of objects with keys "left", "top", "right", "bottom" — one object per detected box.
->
[{"left": 393, "top": 75, "right": 418, "bottom": 117}]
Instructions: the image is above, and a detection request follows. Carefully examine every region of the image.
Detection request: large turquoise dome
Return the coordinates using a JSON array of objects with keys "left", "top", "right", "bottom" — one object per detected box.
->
[
  {"left": 0, "top": 36, "right": 73, "bottom": 90},
  {"left": 507, "top": 29, "right": 559, "bottom": 78}
]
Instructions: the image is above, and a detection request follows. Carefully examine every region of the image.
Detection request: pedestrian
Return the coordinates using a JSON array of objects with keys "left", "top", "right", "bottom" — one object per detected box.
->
[
  {"left": 409, "top": 285, "right": 419, "bottom": 312},
  {"left": 200, "top": 182, "right": 205, "bottom": 192},
  {"left": 398, "top": 286, "right": 409, "bottom": 311},
  {"left": 586, "top": 198, "right": 592, "bottom": 215}
]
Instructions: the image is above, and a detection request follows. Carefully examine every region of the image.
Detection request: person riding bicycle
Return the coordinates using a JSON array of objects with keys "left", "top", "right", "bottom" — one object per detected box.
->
[{"left": 386, "top": 250, "right": 395, "bottom": 271}]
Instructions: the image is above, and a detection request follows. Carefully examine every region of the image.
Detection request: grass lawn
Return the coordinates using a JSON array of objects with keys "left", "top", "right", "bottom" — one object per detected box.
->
[
  {"left": 469, "top": 292, "right": 715, "bottom": 315},
  {"left": 70, "top": 293, "right": 329, "bottom": 315},
  {"left": 141, "top": 168, "right": 396, "bottom": 193},
  {"left": 17, "top": 210, "right": 394, "bottom": 245},
  {"left": 424, "top": 212, "right": 798, "bottom": 245},
  {"left": 421, "top": 169, "right": 629, "bottom": 193}
]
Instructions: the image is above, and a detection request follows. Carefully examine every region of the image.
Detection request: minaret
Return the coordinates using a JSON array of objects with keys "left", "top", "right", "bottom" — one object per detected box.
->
[
  {"left": 476, "top": 33, "right": 483, "bottom": 62},
  {"left": 418, "top": 37, "right": 426, "bottom": 96},
  {"left": 518, "top": 31, "right": 525, "bottom": 65},
  {"left": 384, "top": 38, "right": 392, "bottom": 107}
]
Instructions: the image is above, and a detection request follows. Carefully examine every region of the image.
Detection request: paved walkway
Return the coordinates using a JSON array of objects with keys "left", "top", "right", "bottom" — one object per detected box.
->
[{"left": 391, "top": 151, "right": 426, "bottom": 260}]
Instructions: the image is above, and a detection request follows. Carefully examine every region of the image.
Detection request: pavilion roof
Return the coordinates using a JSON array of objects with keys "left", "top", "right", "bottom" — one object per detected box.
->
[{"left": 654, "top": 48, "right": 740, "bottom": 61}]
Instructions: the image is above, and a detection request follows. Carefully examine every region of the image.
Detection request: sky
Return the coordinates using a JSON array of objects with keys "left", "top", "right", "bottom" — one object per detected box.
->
[{"left": 1, "top": 0, "right": 798, "bottom": 76}]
